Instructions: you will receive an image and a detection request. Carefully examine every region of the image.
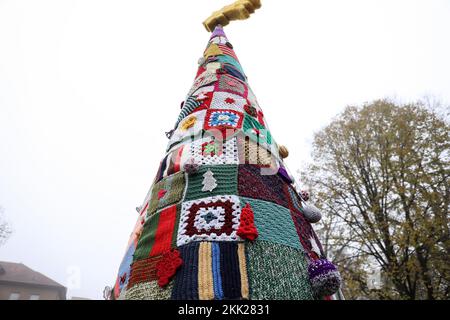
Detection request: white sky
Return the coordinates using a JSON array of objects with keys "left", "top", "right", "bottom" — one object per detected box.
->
[{"left": 0, "top": 0, "right": 449, "bottom": 299}]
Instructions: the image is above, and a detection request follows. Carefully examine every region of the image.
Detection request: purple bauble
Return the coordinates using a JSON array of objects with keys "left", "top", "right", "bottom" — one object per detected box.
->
[{"left": 308, "top": 259, "right": 341, "bottom": 297}]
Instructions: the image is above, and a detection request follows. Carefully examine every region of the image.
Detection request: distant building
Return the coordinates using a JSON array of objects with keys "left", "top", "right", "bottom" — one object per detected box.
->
[{"left": 0, "top": 261, "right": 66, "bottom": 300}]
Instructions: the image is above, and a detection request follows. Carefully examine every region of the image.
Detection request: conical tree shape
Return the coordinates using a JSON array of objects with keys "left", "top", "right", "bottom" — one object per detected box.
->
[{"left": 111, "top": 25, "right": 341, "bottom": 300}]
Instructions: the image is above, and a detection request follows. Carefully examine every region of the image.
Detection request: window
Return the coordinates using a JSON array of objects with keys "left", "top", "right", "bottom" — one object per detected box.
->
[
  {"left": 29, "top": 294, "right": 40, "bottom": 300},
  {"left": 8, "top": 293, "right": 20, "bottom": 300}
]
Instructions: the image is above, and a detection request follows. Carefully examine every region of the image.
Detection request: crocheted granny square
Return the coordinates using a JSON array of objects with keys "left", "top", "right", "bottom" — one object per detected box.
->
[
  {"left": 148, "top": 172, "right": 186, "bottom": 216},
  {"left": 204, "top": 109, "right": 244, "bottom": 132},
  {"left": 176, "top": 195, "right": 242, "bottom": 246},
  {"left": 171, "top": 241, "right": 248, "bottom": 300},
  {"left": 238, "top": 164, "right": 289, "bottom": 208},
  {"left": 189, "top": 136, "right": 239, "bottom": 165},
  {"left": 240, "top": 197, "right": 302, "bottom": 250},
  {"left": 210, "top": 91, "right": 249, "bottom": 112},
  {"left": 216, "top": 74, "right": 247, "bottom": 97},
  {"left": 246, "top": 240, "right": 314, "bottom": 300},
  {"left": 184, "top": 165, "right": 238, "bottom": 201}
]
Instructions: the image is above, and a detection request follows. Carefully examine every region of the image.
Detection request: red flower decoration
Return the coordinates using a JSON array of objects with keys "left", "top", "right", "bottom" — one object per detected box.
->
[
  {"left": 237, "top": 203, "right": 258, "bottom": 241},
  {"left": 156, "top": 249, "right": 183, "bottom": 288},
  {"left": 225, "top": 97, "right": 235, "bottom": 104}
]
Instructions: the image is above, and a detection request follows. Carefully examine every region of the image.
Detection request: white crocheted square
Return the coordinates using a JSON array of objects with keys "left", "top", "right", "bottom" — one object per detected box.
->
[
  {"left": 189, "top": 136, "right": 239, "bottom": 165},
  {"left": 177, "top": 195, "right": 242, "bottom": 246},
  {"left": 210, "top": 91, "right": 248, "bottom": 112}
]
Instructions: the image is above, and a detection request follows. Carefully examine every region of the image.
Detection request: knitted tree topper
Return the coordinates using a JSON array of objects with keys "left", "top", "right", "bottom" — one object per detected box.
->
[{"left": 111, "top": 1, "right": 343, "bottom": 301}]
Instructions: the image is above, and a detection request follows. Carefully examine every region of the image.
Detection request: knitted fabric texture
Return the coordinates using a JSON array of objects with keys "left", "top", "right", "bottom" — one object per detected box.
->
[
  {"left": 171, "top": 241, "right": 248, "bottom": 300},
  {"left": 237, "top": 203, "right": 258, "bottom": 241},
  {"left": 246, "top": 240, "right": 314, "bottom": 300},
  {"left": 184, "top": 165, "right": 238, "bottom": 201},
  {"left": 189, "top": 136, "right": 239, "bottom": 166},
  {"left": 148, "top": 172, "right": 185, "bottom": 216},
  {"left": 177, "top": 195, "right": 242, "bottom": 246},
  {"left": 238, "top": 164, "right": 289, "bottom": 208},
  {"left": 125, "top": 281, "right": 173, "bottom": 300},
  {"left": 241, "top": 197, "right": 301, "bottom": 250}
]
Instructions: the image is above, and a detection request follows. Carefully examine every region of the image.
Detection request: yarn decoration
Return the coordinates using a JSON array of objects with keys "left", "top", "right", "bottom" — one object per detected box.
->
[
  {"left": 302, "top": 202, "right": 323, "bottom": 223},
  {"left": 308, "top": 258, "right": 341, "bottom": 297},
  {"left": 237, "top": 203, "right": 258, "bottom": 241},
  {"left": 156, "top": 249, "right": 183, "bottom": 288},
  {"left": 278, "top": 145, "right": 289, "bottom": 159},
  {"left": 300, "top": 190, "right": 310, "bottom": 201},
  {"left": 184, "top": 158, "right": 200, "bottom": 175}
]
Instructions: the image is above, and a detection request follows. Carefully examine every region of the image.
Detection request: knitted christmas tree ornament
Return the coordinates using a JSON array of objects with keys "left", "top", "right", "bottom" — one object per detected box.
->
[{"left": 111, "top": 1, "right": 342, "bottom": 300}]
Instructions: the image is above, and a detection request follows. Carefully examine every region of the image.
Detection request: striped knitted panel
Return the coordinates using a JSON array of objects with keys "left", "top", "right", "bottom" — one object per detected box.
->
[
  {"left": 127, "top": 255, "right": 161, "bottom": 289},
  {"left": 171, "top": 242, "right": 200, "bottom": 300},
  {"left": 125, "top": 281, "right": 173, "bottom": 300},
  {"left": 246, "top": 240, "right": 314, "bottom": 300},
  {"left": 175, "top": 96, "right": 201, "bottom": 128},
  {"left": 237, "top": 135, "right": 275, "bottom": 167},
  {"left": 148, "top": 172, "right": 185, "bottom": 215},
  {"left": 238, "top": 164, "right": 289, "bottom": 208},
  {"left": 171, "top": 241, "right": 248, "bottom": 300},
  {"left": 134, "top": 204, "right": 180, "bottom": 261},
  {"left": 184, "top": 165, "right": 238, "bottom": 201},
  {"left": 240, "top": 197, "right": 302, "bottom": 250}
]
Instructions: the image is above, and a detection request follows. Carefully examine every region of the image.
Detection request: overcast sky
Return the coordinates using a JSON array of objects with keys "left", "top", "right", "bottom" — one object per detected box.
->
[{"left": 0, "top": 0, "right": 449, "bottom": 299}]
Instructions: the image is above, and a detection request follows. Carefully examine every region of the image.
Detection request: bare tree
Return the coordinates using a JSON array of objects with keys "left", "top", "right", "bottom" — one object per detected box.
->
[
  {"left": 302, "top": 99, "right": 450, "bottom": 300},
  {"left": 0, "top": 206, "right": 12, "bottom": 246}
]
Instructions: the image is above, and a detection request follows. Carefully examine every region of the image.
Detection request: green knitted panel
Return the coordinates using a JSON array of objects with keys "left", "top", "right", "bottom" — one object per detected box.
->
[
  {"left": 240, "top": 197, "right": 302, "bottom": 250},
  {"left": 242, "top": 115, "right": 272, "bottom": 145},
  {"left": 133, "top": 212, "right": 160, "bottom": 262},
  {"left": 246, "top": 240, "right": 314, "bottom": 300},
  {"left": 148, "top": 171, "right": 186, "bottom": 215},
  {"left": 184, "top": 165, "right": 238, "bottom": 201},
  {"left": 125, "top": 281, "right": 173, "bottom": 300}
]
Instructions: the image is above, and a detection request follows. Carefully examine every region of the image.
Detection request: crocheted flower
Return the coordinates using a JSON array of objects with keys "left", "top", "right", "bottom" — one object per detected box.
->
[
  {"left": 156, "top": 249, "right": 183, "bottom": 288},
  {"left": 180, "top": 116, "right": 197, "bottom": 131},
  {"left": 308, "top": 259, "right": 341, "bottom": 297},
  {"left": 237, "top": 203, "right": 258, "bottom": 241}
]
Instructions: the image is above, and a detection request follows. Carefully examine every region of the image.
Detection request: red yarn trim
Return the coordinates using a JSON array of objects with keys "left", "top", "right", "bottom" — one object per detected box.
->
[
  {"left": 156, "top": 249, "right": 183, "bottom": 288},
  {"left": 237, "top": 203, "right": 258, "bottom": 241}
]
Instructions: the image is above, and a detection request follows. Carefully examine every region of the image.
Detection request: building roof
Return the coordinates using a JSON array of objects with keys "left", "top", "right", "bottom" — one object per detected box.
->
[{"left": 0, "top": 261, "right": 65, "bottom": 289}]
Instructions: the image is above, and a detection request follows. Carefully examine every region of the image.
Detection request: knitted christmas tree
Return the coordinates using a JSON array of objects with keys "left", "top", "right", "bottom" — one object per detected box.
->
[{"left": 111, "top": 1, "right": 342, "bottom": 300}]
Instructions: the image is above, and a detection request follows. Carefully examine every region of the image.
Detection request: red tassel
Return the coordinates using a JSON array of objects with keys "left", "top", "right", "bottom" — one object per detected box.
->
[
  {"left": 156, "top": 249, "right": 183, "bottom": 288},
  {"left": 237, "top": 203, "right": 258, "bottom": 241}
]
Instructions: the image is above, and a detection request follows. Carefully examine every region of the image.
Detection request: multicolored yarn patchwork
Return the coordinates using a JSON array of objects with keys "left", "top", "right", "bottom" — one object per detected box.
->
[
  {"left": 171, "top": 241, "right": 248, "bottom": 300},
  {"left": 112, "top": 25, "right": 341, "bottom": 300}
]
